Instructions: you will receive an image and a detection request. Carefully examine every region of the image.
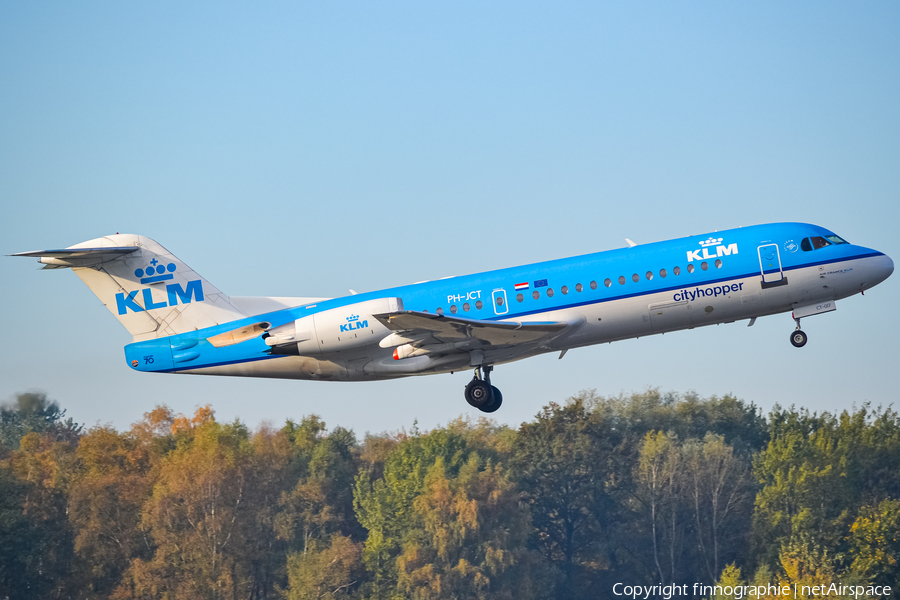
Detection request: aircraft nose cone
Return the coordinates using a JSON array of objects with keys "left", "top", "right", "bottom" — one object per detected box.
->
[
  {"left": 884, "top": 254, "right": 895, "bottom": 279},
  {"left": 864, "top": 252, "right": 894, "bottom": 290}
]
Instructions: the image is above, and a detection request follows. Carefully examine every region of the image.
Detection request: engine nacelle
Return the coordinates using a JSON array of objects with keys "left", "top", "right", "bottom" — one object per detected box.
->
[{"left": 265, "top": 297, "right": 403, "bottom": 356}]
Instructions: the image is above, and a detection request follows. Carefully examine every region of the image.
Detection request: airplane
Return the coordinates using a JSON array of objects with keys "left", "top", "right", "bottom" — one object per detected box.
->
[{"left": 12, "top": 223, "right": 893, "bottom": 413}]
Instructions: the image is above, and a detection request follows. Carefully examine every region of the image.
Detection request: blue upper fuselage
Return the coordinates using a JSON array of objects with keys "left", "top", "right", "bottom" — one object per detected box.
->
[{"left": 125, "top": 222, "right": 887, "bottom": 371}]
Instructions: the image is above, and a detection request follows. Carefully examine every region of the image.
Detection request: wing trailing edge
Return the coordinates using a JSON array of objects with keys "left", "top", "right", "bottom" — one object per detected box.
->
[{"left": 373, "top": 310, "right": 569, "bottom": 347}]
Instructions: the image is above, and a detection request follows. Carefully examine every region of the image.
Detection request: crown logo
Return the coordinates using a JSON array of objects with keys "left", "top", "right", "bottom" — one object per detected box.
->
[
  {"left": 135, "top": 258, "right": 177, "bottom": 283},
  {"left": 347, "top": 315, "right": 360, "bottom": 322},
  {"left": 699, "top": 237, "right": 723, "bottom": 248}
]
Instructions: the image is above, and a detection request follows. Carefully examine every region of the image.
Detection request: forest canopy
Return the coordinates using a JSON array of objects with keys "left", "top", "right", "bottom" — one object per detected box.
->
[{"left": 1, "top": 389, "right": 897, "bottom": 600}]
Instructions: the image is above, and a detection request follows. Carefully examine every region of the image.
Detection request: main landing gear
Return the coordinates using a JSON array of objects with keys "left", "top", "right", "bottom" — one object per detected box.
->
[
  {"left": 790, "top": 317, "right": 808, "bottom": 348},
  {"left": 465, "top": 365, "right": 503, "bottom": 413}
]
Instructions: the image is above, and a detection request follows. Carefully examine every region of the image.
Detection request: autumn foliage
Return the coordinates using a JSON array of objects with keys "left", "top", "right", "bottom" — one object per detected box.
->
[{"left": 1, "top": 390, "right": 899, "bottom": 599}]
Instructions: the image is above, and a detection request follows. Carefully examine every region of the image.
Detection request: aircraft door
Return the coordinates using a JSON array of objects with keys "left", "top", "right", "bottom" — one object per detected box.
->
[
  {"left": 491, "top": 288, "right": 509, "bottom": 315},
  {"left": 757, "top": 244, "right": 785, "bottom": 286}
]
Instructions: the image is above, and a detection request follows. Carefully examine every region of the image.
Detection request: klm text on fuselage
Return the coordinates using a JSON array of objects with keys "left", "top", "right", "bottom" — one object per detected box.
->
[{"left": 687, "top": 244, "right": 738, "bottom": 262}]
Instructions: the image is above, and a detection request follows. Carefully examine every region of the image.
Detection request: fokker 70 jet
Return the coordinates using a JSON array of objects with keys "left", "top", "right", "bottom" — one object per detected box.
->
[{"left": 13, "top": 223, "right": 893, "bottom": 412}]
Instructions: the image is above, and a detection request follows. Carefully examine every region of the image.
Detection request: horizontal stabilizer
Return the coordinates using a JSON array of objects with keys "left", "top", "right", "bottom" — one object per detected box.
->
[
  {"left": 12, "top": 247, "right": 139, "bottom": 268},
  {"left": 13, "top": 247, "right": 140, "bottom": 258},
  {"left": 373, "top": 310, "right": 568, "bottom": 347}
]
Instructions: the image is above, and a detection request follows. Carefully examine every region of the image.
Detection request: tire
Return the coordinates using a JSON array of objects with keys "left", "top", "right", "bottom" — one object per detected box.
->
[
  {"left": 790, "top": 330, "right": 808, "bottom": 348},
  {"left": 479, "top": 386, "right": 503, "bottom": 413},
  {"left": 465, "top": 379, "right": 493, "bottom": 408}
]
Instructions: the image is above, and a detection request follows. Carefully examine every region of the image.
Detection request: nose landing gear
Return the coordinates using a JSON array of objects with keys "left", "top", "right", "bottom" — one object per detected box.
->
[
  {"left": 790, "top": 317, "right": 808, "bottom": 348},
  {"left": 464, "top": 365, "right": 503, "bottom": 413}
]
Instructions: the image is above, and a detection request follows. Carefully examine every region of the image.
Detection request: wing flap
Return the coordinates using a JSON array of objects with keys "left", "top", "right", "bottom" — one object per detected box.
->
[{"left": 373, "top": 310, "right": 568, "bottom": 346}]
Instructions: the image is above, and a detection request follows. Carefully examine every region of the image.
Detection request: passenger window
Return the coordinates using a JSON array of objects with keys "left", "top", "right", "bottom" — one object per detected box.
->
[
  {"left": 495, "top": 296, "right": 504, "bottom": 307},
  {"left": 561, "top": 285, "right": 568, "bottom": 295},
  {"left": 576, "top": 283, "right": 583, "bottom": 292},
  {"left": 618, "top": 276, "right": 626, "bottom": 285},
  {"left": 547, "top": 288, "right": 554, "bottom": 298},
  {"left": 463, "top": 302, "right": 470, "bottom": 312},
  {"left": 687, "top": 264, "right": 695, "bottom": 273},
  {"left": 590, "top": 281, "right": 598, "bottom": 290},
  {"left": 660, "top": 269, "right": 667, "bottom": 278},
  {"left": 673, "top": 266, "right": 681, "bottom": 275},
  {"left": 715, "top": 259, "right": 722, "bottom": 268},
  {"left": 801, "top": 238, "right": 813, "bottom": 252},
  {"left": 450, "top": 305, "right": 458, "bottom": 314},
  {"left": 517, "top": 293, "right": 524, "bottom": 302},
  {"left": 604, "top": 278, "right": 612, "bottom": 287},
  {"left": 632, "top": 273, "right": 639, "bottom": 282},
  {"left": 532, "top": 290, "right": 540, "bottom": 300},
  {"left": 475, "top": 300, "right": 483, "bottom": 310},
  {"left": 701, "top": 262, "right": 708, "bottom": 271},
  {"left": 646, "top": 271, "right": 653, "bottom": 281},
  {"left": 437, "top": 307, "right": 444, "bottom": 315}
]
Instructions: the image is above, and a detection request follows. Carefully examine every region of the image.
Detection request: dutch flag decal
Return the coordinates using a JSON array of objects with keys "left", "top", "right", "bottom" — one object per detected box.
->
[{"left": 514, "top": 282, "right": 529, "bottom": 291}]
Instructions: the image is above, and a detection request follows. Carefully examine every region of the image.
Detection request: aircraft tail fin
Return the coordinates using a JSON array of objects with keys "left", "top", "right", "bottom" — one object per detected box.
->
[{"left": 13, "top": 234, "right": 247, "bottom": 341}]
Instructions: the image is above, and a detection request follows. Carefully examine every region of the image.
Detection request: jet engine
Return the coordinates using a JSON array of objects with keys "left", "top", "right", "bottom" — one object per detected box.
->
[{"left": 264, "top": 297, "right": 403, "bottom": 356}]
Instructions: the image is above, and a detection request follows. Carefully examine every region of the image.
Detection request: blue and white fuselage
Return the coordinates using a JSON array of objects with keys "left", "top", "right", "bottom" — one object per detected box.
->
[{"left": 13, "top": 222, "right": 893, "bottom": 412}]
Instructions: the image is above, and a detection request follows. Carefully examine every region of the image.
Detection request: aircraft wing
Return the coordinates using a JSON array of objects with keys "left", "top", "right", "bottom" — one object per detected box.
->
[{"left": 373, "top": 310, "right": 568, "bottom": 347}]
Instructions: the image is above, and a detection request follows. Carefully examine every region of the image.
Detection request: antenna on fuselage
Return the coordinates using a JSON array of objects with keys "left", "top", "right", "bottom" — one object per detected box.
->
[{"left": 625, "top": 239, "right": 637, "bottom": 248}]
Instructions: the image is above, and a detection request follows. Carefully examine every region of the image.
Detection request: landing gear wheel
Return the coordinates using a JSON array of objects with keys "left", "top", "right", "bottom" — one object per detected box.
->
[
  {"left": 480, "top": 386, "right": 503, "bottom": 413},
  {"left": 465, "top": 379, "right": 493, "bottom": 409},
  {"left": 790, "top": 330, "right": 808, "bottom": 348},
  {"left": 465, "top": 365, "right": 504, "bottom": 412}
]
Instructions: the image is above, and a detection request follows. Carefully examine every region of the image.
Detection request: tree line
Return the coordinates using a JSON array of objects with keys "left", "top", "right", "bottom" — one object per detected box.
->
[{"left": 1, "top": 389, "right": 898, "bottom": 599}]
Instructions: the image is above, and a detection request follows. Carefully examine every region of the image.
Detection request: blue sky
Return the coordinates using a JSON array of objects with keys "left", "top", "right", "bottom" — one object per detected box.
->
[{"left": 2, "top": 2, "right": 898, "bottom": 435}]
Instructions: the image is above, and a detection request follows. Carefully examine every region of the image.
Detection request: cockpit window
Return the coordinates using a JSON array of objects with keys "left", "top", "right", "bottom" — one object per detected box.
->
[
  {"left": 825, "top": 234, "right": 848, "bottom": 245},
  {"left": 801, "top": 236, "right": 837, "bottom": 251},
  {"left": 811, "top": 236, "right": 832, "bottom": 249}
]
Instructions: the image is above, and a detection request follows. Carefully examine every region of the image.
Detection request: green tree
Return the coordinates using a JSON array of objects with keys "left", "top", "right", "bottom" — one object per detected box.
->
[
  {"left": 583, "top": 389, "right": 768, "bottom": 454},
  {"left": 0, "top": 391, "right": 82, "bottom": 451},
  {"left": 753, "top": 405, "right": 900, "bottom": 566},
  {"left": 3, "top": 428, "right": 80, "bottom": 598},
  {"left": 396, "top": 454, "right": 537, "bottom": 600},
  {"left": 772, "top": 541, "right": 847, "bottom": 599},
  {"left": 509, "top": 400, "right": 624, "bottom": 598},
  {"left": 683, "top": 433, "right": 753, "bottom": 581},
  {"left": 711, "top": 563, "right": 744, "bottom": 600},
  {"left": 354, "top": 428, "right": 467, "bottom": 599},
  {"left": 279, "top": 417, "right": 362, "bottom": 599},
  {"left": 0, "top": 465, "right": 45, "bottom": 599},
  {"left": 284, "top": 534, "right": 363, "bottom": 600},
  {"left": 848, "top": 498, "right": 900, "bottom": 586},
  {"left": 242, "top": 424, "right": 295, "bottom": 600},
  {"left": 278, "top": 417, "right": 360, "bottom": 546},
  {"left": 635, "top": 430, "right": 685, "bottom": 585}
]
